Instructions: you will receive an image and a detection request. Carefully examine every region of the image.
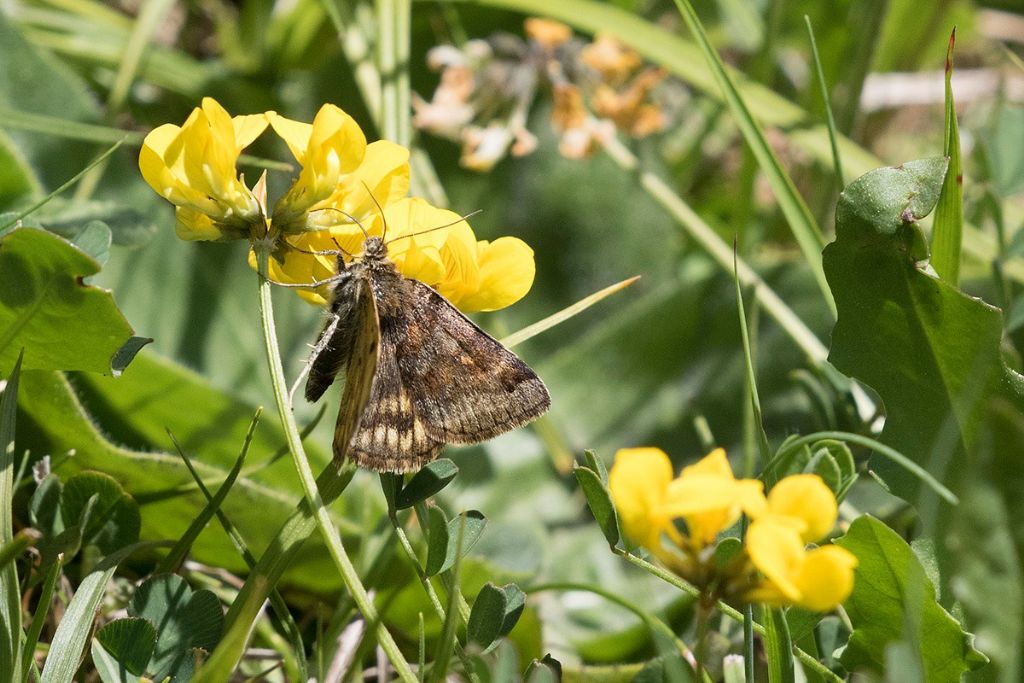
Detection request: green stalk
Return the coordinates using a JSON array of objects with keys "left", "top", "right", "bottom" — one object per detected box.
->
[
  {"left": 804, "top": 16, "right": 844, "bottom": 190},
  {"left": 602, "top": 136, "right": 827, "bottom": 364},
  {"left": 253, "top": 244, "right": 416, "bottom": 683}
]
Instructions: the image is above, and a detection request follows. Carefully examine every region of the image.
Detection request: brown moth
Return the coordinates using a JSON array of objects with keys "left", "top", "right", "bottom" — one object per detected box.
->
[{"left": 304, "top": 235, "right": 551, "bottom": 473}]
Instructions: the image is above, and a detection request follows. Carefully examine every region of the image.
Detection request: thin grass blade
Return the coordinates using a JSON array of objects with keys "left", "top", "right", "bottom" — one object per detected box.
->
[{"left": 931, "top": 28, "right": 964, "bottom": 286}]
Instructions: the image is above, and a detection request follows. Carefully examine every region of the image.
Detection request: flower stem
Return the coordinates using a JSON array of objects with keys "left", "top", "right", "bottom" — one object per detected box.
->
[
  {"left": 254, "top": 245, "right": 417, "bottom": 683},
  {"left": 694, "top": 597, "right": 712, "bottom": 679}
]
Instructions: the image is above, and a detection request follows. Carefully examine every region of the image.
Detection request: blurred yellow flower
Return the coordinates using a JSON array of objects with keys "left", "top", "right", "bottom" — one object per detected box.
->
[
  {"left": 663, "top": 448, "right": 766, "bottom": 545},
  {"left": 745, "top": 517, "right": 857, "bottom": 611},
  {"left": 605, "top": 447, "right": 855, "bottom": 611},
  {"left": 139, "top": 97, "right": 268, "bottom": 240},
  {"left": 608, "top": 447, "right": 674, "bottom": 550}
]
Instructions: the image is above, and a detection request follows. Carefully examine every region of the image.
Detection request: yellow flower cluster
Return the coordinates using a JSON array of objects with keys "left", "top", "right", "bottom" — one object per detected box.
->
[
  {"left": 608, "top": 448, "right": 857, "bottom": 612},
  {"left": 139, "top": 97, "right": 535, "bottom": 312}
]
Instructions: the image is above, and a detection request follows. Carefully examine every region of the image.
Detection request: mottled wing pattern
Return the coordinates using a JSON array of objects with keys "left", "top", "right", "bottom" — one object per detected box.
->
[
  {"left": 398, "top": 279, "right": 551, "bottom": 444},
  {"left": 347, "top": 292, "right": 444, "bottom": 472},
  {"left": 327, "top": 277, "right": 381, "bottom": 464}
]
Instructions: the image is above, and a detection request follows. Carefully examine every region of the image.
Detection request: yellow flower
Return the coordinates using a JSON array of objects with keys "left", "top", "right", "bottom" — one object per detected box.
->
[
  {"left": 662, "top": 448, "right": 766, "bottom": 545},
  {"left": 745, "top": 517, "right": 857, "bottom": 611},
  {"left": 268, "top": 105, "right": 368, "bottom": 232},
  {"left": 756, "top": 474, "right": 838, "bottom": 542},
  {"left": 266, "top": 195, "right": 536, "bottom": 313},
  {"left": 608, "top": 447, "right": 674, "bottom": 550},
  {"left": 139, "top": 97, "right": 268, "bottom": 240}
]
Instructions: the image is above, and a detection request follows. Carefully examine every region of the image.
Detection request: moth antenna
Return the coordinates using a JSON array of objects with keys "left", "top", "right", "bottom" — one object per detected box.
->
[
  {"left": 315, "top": 206, "right": 371, "bottom": 241},
  {"left": 384, "top": 209, "right": 483, "bottom": 247},
  {"left": 285, "top": 239, "right": 351, "bottom": 259},
  {"left": 362, "top": 180, "right": 389, "bottom": 241}
]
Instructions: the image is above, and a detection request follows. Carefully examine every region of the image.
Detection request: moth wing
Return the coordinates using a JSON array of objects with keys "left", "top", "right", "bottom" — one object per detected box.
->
[
  {"left": 347, "top": 306, "right": 444, "bottom": 472},
  {"left": 329, "top": 278, "right": 381, "bottom": 464},
  {"left": 305, "top": 276, "right": 359, "bottom": 403},
  {"left": 398, "top": 280, "right": 551, "bottom": 444}
]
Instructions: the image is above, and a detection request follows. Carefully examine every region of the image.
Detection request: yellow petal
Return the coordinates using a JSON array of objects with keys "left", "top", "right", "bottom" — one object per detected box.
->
[
  {"left": 766, "top": 474, "right": 838, "bottom": 542},
  {"left": 608, "top": 447, "right": 673, "bottom": 550},
  {"left": 681, "top": 447, "right": 734, "bottom": 479},
  {"left": 317, "top": 140, "right": 411, "bottom": 222},
  {"left": 454, "top": 237, "right": 536, "bottom": 312},
  {"left": 792, "top": 545, "right": 858, "bottom": 611},
  {"left": 233, "top": 113, "right": 270, "bottom": 150},
  {"left": 175, "top": 207, "right": 223, "bottom": 241},
  {"left": 267, "top": 112, "right": 313, "bottom": 164},
  {"left": 745, "top": 518, "right": 805, "bottom": 602}
]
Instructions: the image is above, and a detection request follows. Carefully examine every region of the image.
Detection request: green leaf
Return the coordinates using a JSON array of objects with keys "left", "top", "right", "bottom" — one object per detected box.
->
[
  {"left": 60, "top": 472, "right": 140, "bottom": 556},
  {"left": 0, "top": 227, "right": 138, "bottom": 375},
  {"left": 930, "top": 29, "right": 963, "bottom": 285},
  {"left": 16, "top": 354, "right": 346, "bottom": 592},
  {"left": 823, "top": 158, "right": 1024, "bottom": 502},
  {"left": 70, "top": 221, "right": 112, "bottom": 268},
  {"left": 424, "top": 508, "right": 486, "bottom": 578},
  {"left": 574, "top": 465, "right": 620, "bottom": 547},
  {"left": 91, "top": 637, "right": 144, "bottom": 683},
  {"left": 524, "top": 654, "right": 562, "bottom": 683},
  {"left": 6, "top": 197, "right": 158, "bottom": 248},
  {"left": 40, "top": 542, "right": 160, "bottom": 683},
  {"left": 95, "top": 618, "right": 157, "bottom": 676},
  {"left": 467, "top": 582, "right": 526, "bottom": 651},
  {"left": 834, "top": 516, "right": 987, "bottom": 679},
  {"left": 30, "top": 475, "right": 63, "bottom": 538},
  {"left": 583, "top": 449, "right": 608, "bottom": 484},
  {"left": 761, "top": 606, "right": 794, "bottom": 683},
  {"left": 0, "top": 128, "right": 40, "bottom": 208},
  {"left": 127, "top": 574, "right": 224, "bottom": 681},
  {"left": 395, "top": 459, "right": 459, "bottom": 509}
]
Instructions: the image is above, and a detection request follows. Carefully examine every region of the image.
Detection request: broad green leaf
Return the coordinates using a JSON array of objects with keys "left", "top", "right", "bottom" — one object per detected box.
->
[
  {"left": 127, "top": 574, "right": 224, "bottom": 681},
  {"left": 95, "top": 617, "right": 156, "bottom": 676},
  {"left": 467, "top": 582, "right": 526, "bottom": 651},
  {"left": 834, "top": 516, "right": 987, "bottom": 679},
  {"left": 70, "top": 221, "right": 112, "bottom": 268},
  {"left": 0, "top": 228, "right": 141, "bottom": 375},
  {"left": 930, "top": 30, "right": 963, "bottom": 285},
  {"left": 396, "top": 459, "right": 459, "bottom": 509},
  {"left": 823, "top": 158, "right": 1024, "bottom": 503},
  {"left": 574, "top": 465, "right": 620, "bottom": 547},
  {"left": 16, "top": 354, "right": 352, "bottom": 592}
]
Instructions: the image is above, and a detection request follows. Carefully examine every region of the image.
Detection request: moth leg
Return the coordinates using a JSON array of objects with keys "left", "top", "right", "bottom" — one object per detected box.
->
[
  {"left": 265, "top": 274, "right": 346, "bottom": 289},
  {"left": 289, "top": 312, "right": 342, "bottom": 404}
]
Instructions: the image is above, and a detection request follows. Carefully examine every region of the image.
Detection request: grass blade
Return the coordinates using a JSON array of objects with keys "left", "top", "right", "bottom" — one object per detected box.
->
[
  {"left": 930, "top": 28, "right": 963, "bottom": 286},
  {"left": 733, "top": 246, "right": 771, "bottom": 467},
  {"left": 0, "top": 352, "right": 23, "bottom": 681},
  {"left": 804, "top": 16, "right": 844, "bottom": 190},
  {"left": 670, "top": 0, "right": 833, "bottom": 317},
  {"left": 156, "top": 410, "right": 260, "bottom": 574},
  {"left": 21, "top": 556, "right": 61, "bottom": 683},
  {"left": 500, "top": 276, "right": 639, "bottom": 348}
]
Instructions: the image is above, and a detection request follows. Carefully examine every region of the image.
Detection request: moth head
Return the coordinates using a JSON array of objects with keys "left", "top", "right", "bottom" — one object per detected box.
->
[{"left": 361, "top": 235, "right": 388, "bottom": 260}]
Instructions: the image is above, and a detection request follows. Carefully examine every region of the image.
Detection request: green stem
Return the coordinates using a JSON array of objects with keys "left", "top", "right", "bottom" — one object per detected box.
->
[
  {"left": 694, "top": 598, "right": 711, "bottom": 678},
  {"left": 601, "top": 136, "right": 828, "bottom": 364},
  {"left": 254, "top": 244, "right": 416, "bottom": 683},
  {"left": 615, "top": 549, "right": 843, "bottom": 683}
]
